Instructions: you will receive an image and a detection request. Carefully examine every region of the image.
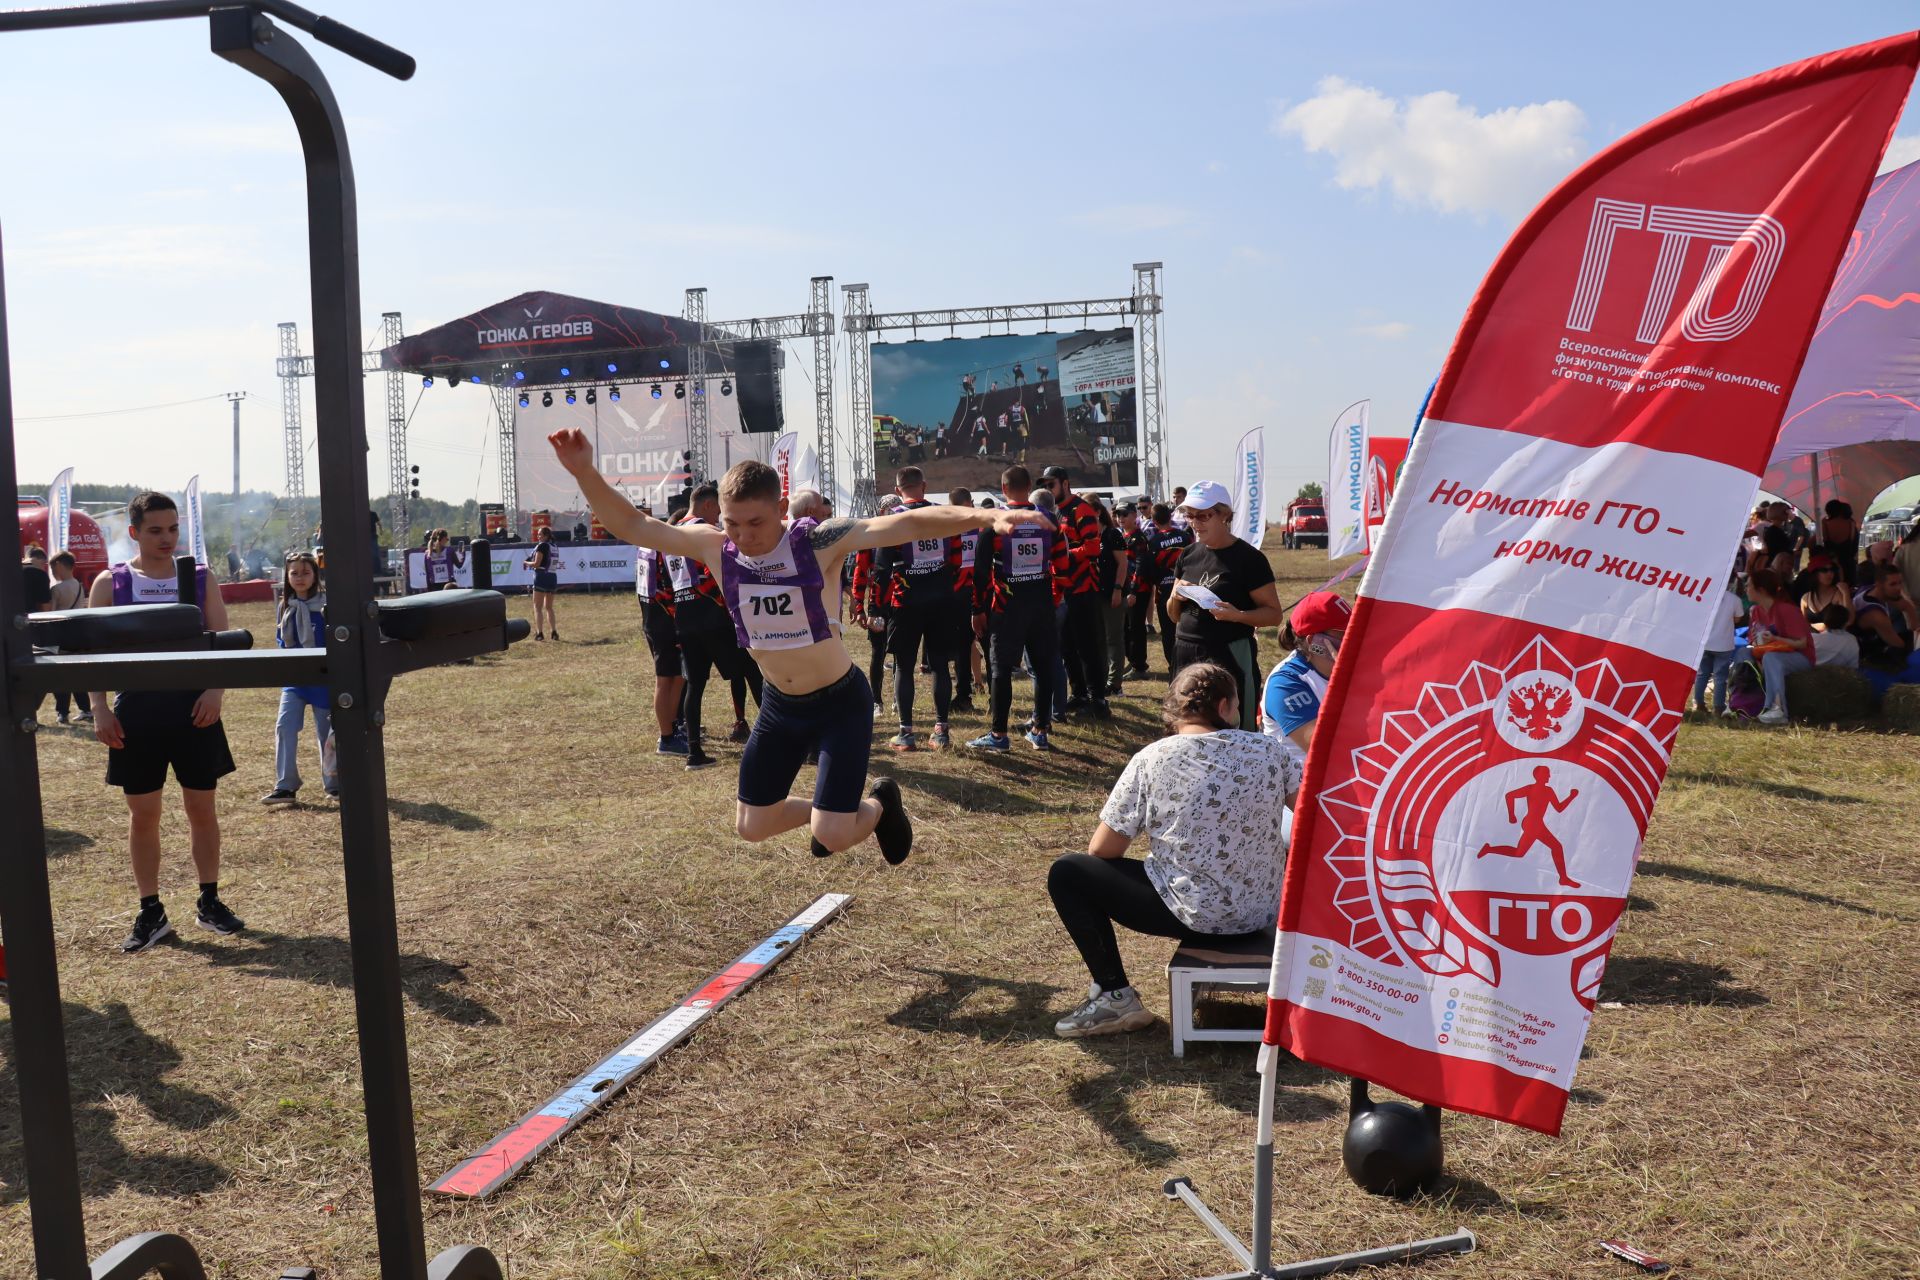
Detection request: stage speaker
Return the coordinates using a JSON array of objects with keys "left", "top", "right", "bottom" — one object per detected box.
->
[{"left": 734, "top": 341, "right": 784, "bottom": 434}]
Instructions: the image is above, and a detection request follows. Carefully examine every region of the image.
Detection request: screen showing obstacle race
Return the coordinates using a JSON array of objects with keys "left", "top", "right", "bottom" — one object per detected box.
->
[{"left": 869, "top": 328, "right": 1139, "bottom": 493}]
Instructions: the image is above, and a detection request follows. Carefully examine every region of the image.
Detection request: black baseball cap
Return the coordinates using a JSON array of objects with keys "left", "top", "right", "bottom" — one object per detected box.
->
[{"left": 1039, "top": 465, "right": 1070, "bottom": 481}]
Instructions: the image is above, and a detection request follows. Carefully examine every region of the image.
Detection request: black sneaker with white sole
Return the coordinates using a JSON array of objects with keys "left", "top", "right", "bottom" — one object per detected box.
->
[
  {"left": 260, "top": 789, "right": 297, "bottom": 807},
  {"left": 196, "top": 896, "right": 246, "bottom": 936},
  {"left": 685, "top": 747, "right": 719, "bottom": 771},
  {"left": 868, "top": 777, "right": 913, "bottom": 865},
  {"left": 121, "top": 905, "right": 173, "bottom": 953}
]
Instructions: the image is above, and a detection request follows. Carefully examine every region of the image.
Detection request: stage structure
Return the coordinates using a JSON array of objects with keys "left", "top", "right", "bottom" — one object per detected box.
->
[
  {"left": 840, "top": 264, "right": 1167, "bottom": 513},
  {"left": 702, "top": 275, "right": 838, "bottom": 500},
  {"left": 277, "top": 319, "right": 393, "bottom": 544}
]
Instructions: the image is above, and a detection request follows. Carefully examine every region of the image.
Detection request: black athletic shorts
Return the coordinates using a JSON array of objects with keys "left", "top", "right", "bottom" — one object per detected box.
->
[
  {"left": 641, "top": 601, "right": 683, "bottom": 678},
  {"left": 680, "top": 624, "right": 750, "bottom": 682},
  {"left": 887, "top": 597, "right": 961, "bottom": 664},
  {"left": 738, "top": 665, "right": 873, "bottom": 815},
  {"left": 106, "top": 721, "right": 237, "bottom": 795},
  {"left": 532, "top": 570, "right": 558, "bottom": 593}
]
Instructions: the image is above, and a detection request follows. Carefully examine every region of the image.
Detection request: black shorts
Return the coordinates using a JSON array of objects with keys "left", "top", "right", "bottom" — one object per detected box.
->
[
  {"left": 739, "top": 666, "right": 874, "bottom": 814},
  {"left": 641, "top": 601, "right": 683, "bottom": 678},
  {"left": 532, "top": 570, "right": 559, "bottom": 593},
  {"left": 680, "top": 623, "right": 750, "bottom": 682},
  {"left": 887, "top": 598, "right": 961, "bottom": 664},
  {"left": 106, "top": 722, "right": 237, "bottom": 795}
]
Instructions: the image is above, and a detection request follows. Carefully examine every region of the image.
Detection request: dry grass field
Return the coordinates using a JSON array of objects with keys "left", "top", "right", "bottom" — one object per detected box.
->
[{"left": 3, "top": 547, "right": 1918, "bottom": 1279}]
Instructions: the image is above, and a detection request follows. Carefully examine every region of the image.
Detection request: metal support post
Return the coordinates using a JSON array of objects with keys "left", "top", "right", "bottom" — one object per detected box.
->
[
  {"left": 492, "top": 380, "right": 516, "bottom": 534},
  {"left": 278, "top": 319, "right": 307, "bottom": 539},
  {"left": 1134, "top": 262, "right": 1167, "bottom": 498},
  {"left": 809, "top": 276, "right": 835, "bottom": 502},
  {"left": 685, "top": 286, "right": 710, "bottom": 482},
  {"left": 842, "top": 282, "right": 873, "bottom": 515},
  {"left": 382, "top": 310, "right": 407, "bottom": 544}
]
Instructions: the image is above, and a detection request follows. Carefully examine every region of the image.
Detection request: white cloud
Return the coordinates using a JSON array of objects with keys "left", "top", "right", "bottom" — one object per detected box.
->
[
  {"left": 1231, "top": 245, "right": 1276, "bottom": 265},
  {"left": 1275, "top": 76, "right": 1586, "bottom": 220},
  {"left": 1352, "top": 320, "right": 1411, "bottom": 339},
  {"left": 1064, "top": 204, "right": 1197, "bottom": 233},
  {"left": 16, "top": 224, "right": 262, "bottom": 276},
  {"left": 1881, "top": 133, "right": 1920, "bottom": 174}
]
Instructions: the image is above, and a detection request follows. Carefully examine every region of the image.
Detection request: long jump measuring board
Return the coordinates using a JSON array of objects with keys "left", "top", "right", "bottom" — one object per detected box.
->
[{"left": 430, "top": 892, "right": 852, "bottom": 1199}]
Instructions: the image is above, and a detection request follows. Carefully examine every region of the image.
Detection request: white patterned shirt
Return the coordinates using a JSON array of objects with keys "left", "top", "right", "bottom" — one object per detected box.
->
[{"left": 1099, "top": 729, "right": 1299, "bottom": 933}]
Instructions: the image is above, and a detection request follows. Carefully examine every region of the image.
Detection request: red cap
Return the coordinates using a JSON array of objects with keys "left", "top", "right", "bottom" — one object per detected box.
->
[
  {"left": 1291, "top": 591, "right": 1352, "bottom": 638},
  {"left": 1807, "top": 552, "right": 1835, "bottom": 570}
]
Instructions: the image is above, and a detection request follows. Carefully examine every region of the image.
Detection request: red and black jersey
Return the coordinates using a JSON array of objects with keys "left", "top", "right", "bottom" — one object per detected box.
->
[
  {"left": 1124, "top": 529, "right": 1155, "bottom": 594},
  {"left": 637, "top": 545, "right": 675, "bottom": 614},
  {"left": 1054, "top": 493, "right": 1103, "bottom": 596},
  {"left": 976, "top": 504, "right": 1069, "bottom": 614},
  {"left": 850, "top": 546, "right": 896, "bottom": 618},
  {"left": 954, "top": 528, "right": 982, "bottom": 602},
  {"left": 666, "top": 519, "right": 726, "bottom": 631},
  {"left": 1135, "top": 524, "right": 1194, "bottom": 592},
  {"left": 877, "top": 499, "right": 962, "bottom": 607}
]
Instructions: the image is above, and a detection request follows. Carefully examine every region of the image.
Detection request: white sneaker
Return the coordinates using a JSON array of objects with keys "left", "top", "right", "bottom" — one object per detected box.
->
[
  {"left": 1054, "top": 986, "right": 1155, "bottom": 1038},
  {"left": 1757, "top": 706, "right": 1788, "bottom": 726}
]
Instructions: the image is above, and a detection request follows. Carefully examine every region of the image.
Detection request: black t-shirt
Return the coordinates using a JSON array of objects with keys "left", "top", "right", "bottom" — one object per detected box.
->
[
  {"left": 1762, "top": 523, "right": 1792, "bottom": 558},
  {"left": 22, "top": 564, "right": 52, "bottom": 611},
  {"left": 1098, "top": 527, "right": 1125, "bottom": 594},
  {"left": 1174, "top": 537, "right": 1276, "bottom": 647}
]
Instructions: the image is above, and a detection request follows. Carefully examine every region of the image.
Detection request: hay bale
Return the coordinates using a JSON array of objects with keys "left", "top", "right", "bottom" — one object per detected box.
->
[
  {"left": 1784, "top": 665, "right": 1877, "bottom": 724},
  {"left": 1883, "top": 683, "right": 1920, "bottom": 734}
]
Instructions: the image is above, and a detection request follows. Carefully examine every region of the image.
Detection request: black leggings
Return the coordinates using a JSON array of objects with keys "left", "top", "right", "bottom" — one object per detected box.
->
[
  {"left": 865, "top": 615, "right": 889, "bottom": 704},
  {"left": 1048, "top": 853, "right": 1270, "bottom": 993},
  {"left": 888, "top": 601, "right": 957, "bottom": 728},
  {"left": 989, "top": 592, "right": 1057, "bottom": 734},
  {"left": 1155, "top": 586, "right": 1179, "bottom": 672},
  {"left": 1061, "top": 591, "right": 1109, "bottom": 703}
]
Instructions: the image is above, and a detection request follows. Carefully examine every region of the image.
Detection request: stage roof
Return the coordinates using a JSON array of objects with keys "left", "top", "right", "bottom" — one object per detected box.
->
[{"left": 378, "top": 290, "right": 775, "bottom": 388}]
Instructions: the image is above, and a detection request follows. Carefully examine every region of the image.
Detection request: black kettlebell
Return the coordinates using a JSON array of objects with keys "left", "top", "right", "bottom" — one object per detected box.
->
[{"left": 1342, "top": 1078, "right": 1444, "bottom": 1198}]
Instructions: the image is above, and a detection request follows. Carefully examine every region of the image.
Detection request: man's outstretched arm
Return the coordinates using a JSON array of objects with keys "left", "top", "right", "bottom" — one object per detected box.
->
[
  {"left": 828, "top": 504, "right": 1050, "bottom": 555},
  {"left": 547, "top": 428, "right": 720, "bottom": 560}
]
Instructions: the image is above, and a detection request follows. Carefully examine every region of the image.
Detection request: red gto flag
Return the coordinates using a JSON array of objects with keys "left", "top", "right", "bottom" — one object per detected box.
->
[{"left": 1265, "top": 34, "right": 1918, "bottom": 1136}]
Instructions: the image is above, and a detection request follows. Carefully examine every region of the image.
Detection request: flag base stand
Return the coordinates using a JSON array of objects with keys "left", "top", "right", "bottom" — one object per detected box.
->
[{"left": 1164, "top": 1048, "right": 1477, "bottom": 1279}]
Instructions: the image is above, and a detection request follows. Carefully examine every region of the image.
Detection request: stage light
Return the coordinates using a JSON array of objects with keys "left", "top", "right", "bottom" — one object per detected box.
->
[
  {"left": 586, "top": 387, "right": 597, "bottom": 405},
  {"left": 470, "top": 374, "right": 482, "bottom": 384},
  {"left": 651, "top": 385, "right": 663, "bottom": 400},
  {"left": 720, "top": 379, "right": 732, "bottom": 396},
  {"left": 542, "top": 391, "right": 553, "bottom": 408},
  {"left": 606, "top": 362, "right": 618, "bottom": 373},
  {"left": 675, "top": 383, "right": 686, "bottom": 399},
  {"left": 609, "top": 385, "right": 621, "bottom": 402},
  {"left": 422, "top": 376, "right": 433, "bottom": 388},
  {"left": 565, "top": 389, "right": 576, "bottom": 405},
  {"left": 659, "top": 359, "right": 670, "bottom": 369},
  {"left": 694, "top": 385, "right": 704, "bottom": 396},
  {"left": 518, "top": 392, "right": 530, "bottom": 408},
  {"left": 513, "top": 370, "right": 526, "bottom": 381},
  {"left": 559, "top": 366, "right": 571, "bottom": 378}
]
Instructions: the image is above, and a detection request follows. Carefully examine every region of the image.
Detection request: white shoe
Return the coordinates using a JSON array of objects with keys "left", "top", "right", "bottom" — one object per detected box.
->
[
  {"left": 1757, "top": 706, "right": 1788, "bottom": 725},
  {"left": 1054, "top": 986, "right": 1155, "bottom": 1038}
]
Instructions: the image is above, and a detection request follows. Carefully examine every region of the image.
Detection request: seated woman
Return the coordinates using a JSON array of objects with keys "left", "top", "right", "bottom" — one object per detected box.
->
[
  {"left": 1047, "top": 663, "right": 1300, "bottom": 1038},
  {"left": 1798, "top": 554, "right": 1851, "bottom": 627},
  {"left": 1738, "top": 568, "right": 1815, "bottom": 726}
]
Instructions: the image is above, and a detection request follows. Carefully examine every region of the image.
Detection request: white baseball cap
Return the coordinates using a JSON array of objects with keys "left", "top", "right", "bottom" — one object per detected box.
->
[{"left": 1181, "top": 480, "right": 1232, "bottom": 511}]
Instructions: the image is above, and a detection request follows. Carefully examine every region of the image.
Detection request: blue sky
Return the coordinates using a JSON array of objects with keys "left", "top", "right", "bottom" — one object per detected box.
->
[{"left": 4, "top": 0, "right": 1917, "bottom": 510}]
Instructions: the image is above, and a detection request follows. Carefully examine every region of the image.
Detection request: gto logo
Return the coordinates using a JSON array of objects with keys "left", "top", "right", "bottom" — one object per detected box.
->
[{"left": 1566, "top": 199, "right": 1787, "bottom": 343}]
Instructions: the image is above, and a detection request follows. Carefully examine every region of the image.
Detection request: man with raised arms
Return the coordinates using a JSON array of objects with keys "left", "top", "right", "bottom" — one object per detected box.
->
[{"left": 549, "top": 430, "right": 1046, "bottom": 862}]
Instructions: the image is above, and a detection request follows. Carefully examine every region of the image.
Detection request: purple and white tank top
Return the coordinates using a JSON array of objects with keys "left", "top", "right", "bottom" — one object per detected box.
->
[
  {"left": 110, "top": 562, "right": 210, "bottom": 607},
  {"left": 718, "top": 517, "right": 837, "bottom": 651}
]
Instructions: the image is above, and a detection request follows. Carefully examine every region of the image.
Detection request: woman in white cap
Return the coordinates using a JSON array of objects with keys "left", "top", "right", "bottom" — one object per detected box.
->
[{"left": 1166, "top": 479, "right": 1282, "bottom": 728}]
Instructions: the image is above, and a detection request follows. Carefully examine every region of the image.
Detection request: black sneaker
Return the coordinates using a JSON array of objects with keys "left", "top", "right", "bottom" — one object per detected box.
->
[
  {"left": 811, "top": 836, "right": 833, "bottom": 858},
  {"left": 121, "top": 905, "right": 173, "bottom": 953},
  {"left": 951, "top": 696, "right": 977, "bottom": 714},
  {"left": 728, "top": 720, "right": 751, "bottom": 744},
  {"left": 260, "top": 789, "right": 297, "bottom": 807},
  {"left": 685, "top": 748, "right": 718, "bottom": 771},
  {"left": 868, "top": 777, "right": 913, "bottom": 866},
  {"left": 1092, "top": 701, "right": 1113, "bottom": 721},
  {"left": 1064, "top": 695, "right": 1090, "bottom": 713},
  {"left": 196, "top": 896, "right": 246, "bottom": 936}
]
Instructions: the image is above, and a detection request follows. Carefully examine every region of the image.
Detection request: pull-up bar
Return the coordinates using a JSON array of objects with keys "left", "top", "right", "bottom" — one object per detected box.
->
[{"left": 0, "top": 0, "right": 415, "bottom": 79}]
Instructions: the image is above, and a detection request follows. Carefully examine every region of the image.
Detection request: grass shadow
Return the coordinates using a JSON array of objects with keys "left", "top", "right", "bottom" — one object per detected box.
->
[
  {"left": 45, "top": 828, "right": 96, "bottom": 858},
  {"left": 880, "top": 764, "right": 1052, "bottom": 816},
  {"left": 388, "top": 798, "right": 491, "bottom": 832},
  {"left": 171, "top": 931, "right": 501, "bottom": 1025},
  {"left": 1637, "top": 859, "right": 1886, "bottom": 918},
  {"left": 1424, "top": 1171, "right": 1563, "bottom": 1219},
  {"left": 1599, "top": 955, "right": 1766, "bottom": 1008},
  {"left": 886, "top": 968, "right": 1336, "bottom": 1167},
  {"left": 1666, "top": 769, "right": 1863, "bottom": 805},
  {"left": 0, "top": 1000, "right": 234, "bottom": 1204}
]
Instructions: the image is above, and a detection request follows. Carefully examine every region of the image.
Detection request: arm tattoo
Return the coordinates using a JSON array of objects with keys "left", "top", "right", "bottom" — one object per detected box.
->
[{"left": 809, "top": 517, "right": 858, "bottom": 550}]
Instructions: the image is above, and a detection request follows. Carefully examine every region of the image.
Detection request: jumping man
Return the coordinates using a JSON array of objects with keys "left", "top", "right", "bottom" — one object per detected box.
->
[{"left": 549, "top": 431, "right": 1047, "bottom": 861}]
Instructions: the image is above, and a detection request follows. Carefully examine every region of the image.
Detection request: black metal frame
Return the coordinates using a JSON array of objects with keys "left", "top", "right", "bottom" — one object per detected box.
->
[{"left": 0, "top": 6, "right": 522, "bottom": 1276}]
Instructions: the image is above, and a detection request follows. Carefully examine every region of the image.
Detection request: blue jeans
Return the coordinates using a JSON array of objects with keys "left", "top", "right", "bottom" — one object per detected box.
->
[
  {"left": 1734, "top": 646, "right": 1811, "bottom": 714},
  {"left": 275, "top": 687, "right": 334, "bottom": 794},
  {"left": 1694, "top": 648, "right": 1734, "bottom": 712}
]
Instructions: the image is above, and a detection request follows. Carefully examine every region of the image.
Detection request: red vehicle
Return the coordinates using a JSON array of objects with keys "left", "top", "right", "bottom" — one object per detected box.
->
[{"left": 1283, "top": 498, "right": 1328, "bottom": 550}]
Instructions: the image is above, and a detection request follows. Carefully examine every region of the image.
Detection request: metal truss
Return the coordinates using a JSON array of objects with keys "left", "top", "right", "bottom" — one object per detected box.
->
[
  {"left": 841, "top": 283, "right": 874, "bottom": 515},
  {"left": 1133, "top": 262, "right": 1167, "bottom": 499},
  {"left": 276, "top": 321, "right": 307, "bottom": 540},
  {"left": 685, "top": 287, "right": 710, "bottom": 482},
  {"left": 809, "top": 276, "right": 834, "bottom": 503},
  {"left": 381, "top": 311, "right": 408, "bottom": 544},
  {"left": 860, "top": 296, "right": 1140, "bottom": 334}
]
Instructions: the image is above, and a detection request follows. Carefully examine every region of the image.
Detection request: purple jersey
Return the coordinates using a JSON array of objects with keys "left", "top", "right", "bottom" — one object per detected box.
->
[
  {"left": 110, "top": 562, "right": 209, "bottom": 606},
  {"left": 718, "top": 517, "right": 836, "bottom": 651}
]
